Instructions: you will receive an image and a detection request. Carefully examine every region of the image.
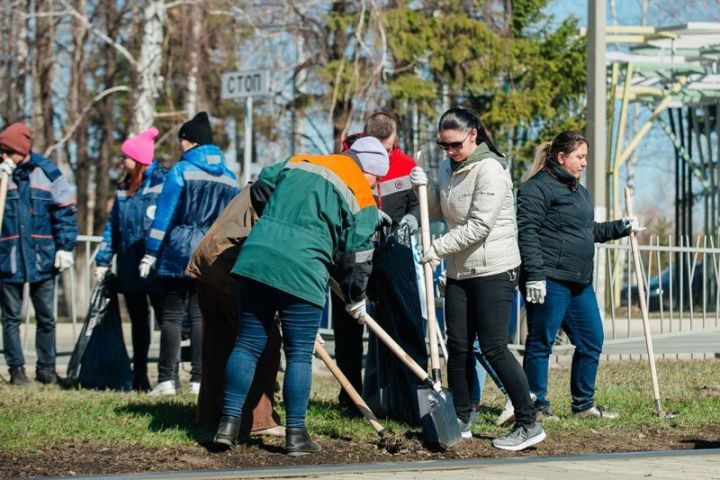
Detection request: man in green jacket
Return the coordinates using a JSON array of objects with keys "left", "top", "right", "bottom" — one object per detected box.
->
[{"left": 214, "top": 137, "right": 389, "bottom": 456}]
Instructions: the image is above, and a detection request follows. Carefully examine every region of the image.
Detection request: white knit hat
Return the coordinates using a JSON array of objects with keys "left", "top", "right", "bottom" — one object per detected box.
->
[{"left": 349, "top": 137, "right": 389, "bottom": 177}]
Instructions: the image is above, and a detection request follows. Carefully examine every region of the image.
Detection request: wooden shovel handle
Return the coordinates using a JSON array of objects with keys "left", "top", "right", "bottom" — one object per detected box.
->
[
  {"left": 416, "top": 170, "right": 442, "bottom": 379},
  {"left": 314, "top": 340, "right": 385, "bottom": 436},
  {"left": 329, "top": 279, "right": 439, "bottom": 393},
  {"left": 625, "top": 187, "right": 663, "bottom": 414},
  {"left": 0, "top": 172, "right": 9, "bottom": 231}
]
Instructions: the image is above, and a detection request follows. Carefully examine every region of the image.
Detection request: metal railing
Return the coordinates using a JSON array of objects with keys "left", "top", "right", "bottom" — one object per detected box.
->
[{"left": 13, "top": 235, "right": 720, "bottom": 358}]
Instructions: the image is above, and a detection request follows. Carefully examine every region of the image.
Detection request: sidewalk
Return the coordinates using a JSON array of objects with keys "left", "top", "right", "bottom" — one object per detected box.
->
[{"left": 55, "top": 449, "right": 720, "bottom": 480}]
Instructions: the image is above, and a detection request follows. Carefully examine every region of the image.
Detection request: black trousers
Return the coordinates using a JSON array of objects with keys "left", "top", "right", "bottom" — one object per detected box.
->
[
  {"left": 123, "top": 291, "right": 162, "bottom": 384},
  {"left": 331, "top": 291, "right": 364, "bottom": 408},
  {"left": 445, "top": 269, "right": 535, "bottom": 427},
  {"left": 157, "top": 279, "right": 203, "bottom": 383}
]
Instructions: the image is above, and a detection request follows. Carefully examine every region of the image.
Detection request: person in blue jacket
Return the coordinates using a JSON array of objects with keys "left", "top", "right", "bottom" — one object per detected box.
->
[
  {"left": 0, "top": 122, "right": 78, "bottom": 385},
  {"left": 139, "top": 112, "right": 239, "bottom": 396},
  {"left": 94, "top": 127, "right": 167, "bottom": 391}
]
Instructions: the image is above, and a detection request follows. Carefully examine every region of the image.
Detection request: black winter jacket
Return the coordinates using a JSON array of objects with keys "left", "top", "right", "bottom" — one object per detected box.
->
[{"left": 517, "top": 161, "right": 629, "bottom": 286}]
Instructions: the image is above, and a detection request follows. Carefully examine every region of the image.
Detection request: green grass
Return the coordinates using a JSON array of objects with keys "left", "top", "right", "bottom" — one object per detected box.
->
[{"left": 1, "top": 359, "right": 719, "bottom": 451}]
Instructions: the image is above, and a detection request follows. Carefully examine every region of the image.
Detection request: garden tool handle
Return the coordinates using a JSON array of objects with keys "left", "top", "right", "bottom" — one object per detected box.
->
[
  {"left": 0, "top": 172, "right": 9, "bottom": 231},
  {"left": 329, "top": 278, "right": 440, "bottom": 393},
  {"left": 313, "top": 340, "right": 385, "bottom": 436},
  {"left": 415, "top": 151, "right": 442, "bottom": 382},
  {"left": 625, "top": 187, "right": 663, "bottom": 415}
]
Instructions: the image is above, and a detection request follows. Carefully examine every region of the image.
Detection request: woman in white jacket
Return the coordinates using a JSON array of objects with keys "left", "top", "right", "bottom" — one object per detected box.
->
[{"left": 410, "top": 108, "right": 544, "bottom": 452}]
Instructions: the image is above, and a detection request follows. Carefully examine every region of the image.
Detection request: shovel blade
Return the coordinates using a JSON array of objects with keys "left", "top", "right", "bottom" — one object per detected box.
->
[{"left": 417, "top": 386, "right": 462, "bottom": 448}]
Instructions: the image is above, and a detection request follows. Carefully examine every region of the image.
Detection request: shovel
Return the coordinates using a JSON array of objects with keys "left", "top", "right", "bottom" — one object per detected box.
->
[
  {"left": 329, "top": 279, "right": 461, "bottom": 448},
  {"left": 0, "top": 171, "right": 9, "bottom": 230},
  {"left": 414, "top": 151, "right": 462, "bottom": 446},
  {"left": 313, "top": 337, "right": 385, "bottom": 437},
  {"left": 625, "top": 187, "right": 673, "bottom": 418}
]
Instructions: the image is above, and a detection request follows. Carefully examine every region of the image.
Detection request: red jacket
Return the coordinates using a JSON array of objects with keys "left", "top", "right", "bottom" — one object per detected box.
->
[
  {"left": 375, "top": 146, "right": 419, "bottom": 223},
  {"left": 342, "top": 135, "right": 418, "bottom": 223}
]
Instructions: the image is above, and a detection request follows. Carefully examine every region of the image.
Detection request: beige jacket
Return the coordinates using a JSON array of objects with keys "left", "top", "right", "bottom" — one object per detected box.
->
[{"left": 426, "top": 145, "right": 521, "bottom": 280}]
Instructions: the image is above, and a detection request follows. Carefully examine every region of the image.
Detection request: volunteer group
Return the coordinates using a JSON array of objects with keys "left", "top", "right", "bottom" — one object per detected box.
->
[{"left": 0, "top": 108, "right": 642, "bottom": 455}]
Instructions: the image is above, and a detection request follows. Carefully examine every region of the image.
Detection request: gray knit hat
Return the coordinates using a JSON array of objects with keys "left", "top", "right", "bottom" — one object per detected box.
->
[{"left": 349, "top": 136, "right": 389, "bottom": 177}]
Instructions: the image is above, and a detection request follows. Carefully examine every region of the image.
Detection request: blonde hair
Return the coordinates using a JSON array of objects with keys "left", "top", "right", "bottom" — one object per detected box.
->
[{"left": 523, "top": 141, "right": 551, "bottom": 182}]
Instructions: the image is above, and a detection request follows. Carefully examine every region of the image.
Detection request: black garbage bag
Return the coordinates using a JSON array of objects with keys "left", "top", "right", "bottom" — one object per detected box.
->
[
  {"left": 66, "top": 274, "right": 133, "bottom": 391},
  {"left": 363, "top": 228, "right": 427, "bottom": 425}
]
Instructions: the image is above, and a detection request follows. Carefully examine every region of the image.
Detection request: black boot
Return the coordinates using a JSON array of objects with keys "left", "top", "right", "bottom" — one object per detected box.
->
[
  {"left": 133, "top": 369, "right": 151, "bottom": 392},
  {"left": 285, "top": 427, "right": 320, "bottom": 456},
  {"left": 214, "top": 416, "right": 241, "bottom": 448},
  {"left": 9, "top": 366, "right": 30, "bottom": 386},
  {"left": 36, "top": 368, "right": 59, "bottom": 385}
]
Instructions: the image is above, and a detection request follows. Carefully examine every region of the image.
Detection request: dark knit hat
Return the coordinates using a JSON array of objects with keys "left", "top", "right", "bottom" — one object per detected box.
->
[
  {"left": 178, "top": 111, "right": 213, "bottom": 145},
  {"left": 0, "top": 123, "right": 32, "bottom": 156}
]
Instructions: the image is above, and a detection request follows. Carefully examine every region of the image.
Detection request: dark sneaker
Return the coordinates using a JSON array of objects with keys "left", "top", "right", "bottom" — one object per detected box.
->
[
  {"left": 285, "top": 427, "right": 321, "bottom": 456},
  {"left": 9, "top": 367, "right": 31, "bottom": 386},
  {"left": 492, "top": 422, "right": 546, "bottom": 451},
  {"left": 36, "top": 368, "right": 59, "bottom": 384},
  {"left": 574, "top": 405, "right": 619, "bottom": 419}
]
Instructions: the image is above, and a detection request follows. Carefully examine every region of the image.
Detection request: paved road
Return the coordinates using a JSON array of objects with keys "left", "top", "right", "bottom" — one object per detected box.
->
[
  {"left": 48, "top": 449, "right": 720, "bottom": 480},
  {"left": 8, "top": 324, "right": 720, "bottom": 375}
]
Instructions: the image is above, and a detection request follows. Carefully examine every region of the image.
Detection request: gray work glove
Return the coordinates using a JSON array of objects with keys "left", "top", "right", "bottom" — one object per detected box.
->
[{"left": 398, "top": 214, "right": 418, "bottom": 235}]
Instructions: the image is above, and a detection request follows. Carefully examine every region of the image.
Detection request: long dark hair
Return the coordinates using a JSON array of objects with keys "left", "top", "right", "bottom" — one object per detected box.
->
[
  {"left": 523, "top": 131, "right": 588, "bottom": 181},
  {"left": 119, "top": 163, "right": 148, "bottom": 197},
  {"left": 438, "top": 107, "right": 504, "bottom": 157}
]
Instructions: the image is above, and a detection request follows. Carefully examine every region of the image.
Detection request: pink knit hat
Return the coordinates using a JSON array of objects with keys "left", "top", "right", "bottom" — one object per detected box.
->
[{"left": 121, "top": 127, "right": 159, "bottom": 165}]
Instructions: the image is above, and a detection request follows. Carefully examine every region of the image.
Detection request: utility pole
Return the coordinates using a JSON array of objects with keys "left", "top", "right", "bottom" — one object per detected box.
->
[{"left": 587, "top": 0, "right": 608, "bottom": 313}]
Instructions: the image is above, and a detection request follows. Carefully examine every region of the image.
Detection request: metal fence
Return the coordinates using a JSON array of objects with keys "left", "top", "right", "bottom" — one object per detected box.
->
[{"left": 11, "top": 234, "right": 720, "bottom": 358}]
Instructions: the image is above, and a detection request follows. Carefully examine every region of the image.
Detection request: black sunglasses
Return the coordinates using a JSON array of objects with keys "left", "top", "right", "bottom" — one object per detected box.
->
[{"left": 436, "top": 131, "right": 471, "bottom": 151}]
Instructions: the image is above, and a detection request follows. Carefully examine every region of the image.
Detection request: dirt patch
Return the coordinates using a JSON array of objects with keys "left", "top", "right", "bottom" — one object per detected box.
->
[{"left": 2, "top": 426, "right": 720, "bottom": 478}]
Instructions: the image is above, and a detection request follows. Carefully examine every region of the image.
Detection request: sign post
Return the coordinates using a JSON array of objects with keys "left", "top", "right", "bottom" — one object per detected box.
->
[{"left": 220, "top": 69, "right": 269, "bottom": 184}]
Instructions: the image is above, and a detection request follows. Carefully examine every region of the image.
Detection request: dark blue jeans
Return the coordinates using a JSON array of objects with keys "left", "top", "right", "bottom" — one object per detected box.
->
[
  {"left": 523, "top": 279, "right": 604, "bottom": 412},
  {"left": 1, "top": 278, "right": 56, "bottom": 370},
  {"left": 223, "top": 277, "right": 322, "bottom": 428}
]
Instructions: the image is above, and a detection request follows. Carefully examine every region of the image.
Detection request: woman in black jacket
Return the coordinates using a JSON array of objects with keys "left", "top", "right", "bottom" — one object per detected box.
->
[{"left": 517, "top": 131, "right": 642, "bottom": 420}]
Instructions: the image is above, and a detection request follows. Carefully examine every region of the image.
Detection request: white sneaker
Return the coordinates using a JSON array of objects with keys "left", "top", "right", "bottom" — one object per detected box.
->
[
  {"left": 496, "top": 398, "right": 515, "bottom": 426},
  {"left": 148, "top": 380, "right": 176, "bottom": 396},
  {"left": 457, "top": 418, "right": 472, "bottom": 439},
  {"left": 189, "top": 382, "right": 201, "bottom": 395},
  {"left": 496, "top": 393, "right": 537, "bottom": 426}
]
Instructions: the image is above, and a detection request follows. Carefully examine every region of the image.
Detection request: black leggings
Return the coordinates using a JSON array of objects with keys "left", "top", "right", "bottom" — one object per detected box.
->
[
  {"left": 157, "top": 280, "right": 203, "bottom": 383},
  {"left": 124, "top": 292, "right": 162, "bottom": 380},
  {"left": 445, "top": 269, "right": 535, "bottom": 427}
]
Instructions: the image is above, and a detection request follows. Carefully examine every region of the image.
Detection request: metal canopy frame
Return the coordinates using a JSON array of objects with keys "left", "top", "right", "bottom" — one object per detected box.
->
[{"left": 605, "top": 23, "right": 720, "bottom": 242}]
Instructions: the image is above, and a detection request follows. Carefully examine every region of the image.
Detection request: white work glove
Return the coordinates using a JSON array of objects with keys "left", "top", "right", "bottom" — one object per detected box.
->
[
  {"left": 410, "top": 166, "right": 428, "bottom": 187},
  {"left": 54, "top": 250, "right": 74, "bottom": 272},
  {"left": 377, "top": 209, "right": 393, "bottom": 229},
  {"left": 622, "top": 216, "right": 646, "bottom": 234},
  {"left": 345, "top": 299, "right": 367, "bottom": 324},
  {"left": 0, "top": 159, "right": 16, "bottom": 176},
  {"left": 525, "top": 280, "right": 546, "bottom": 304},
  {"left": 95, "top": 266, "right": 109, "bottom": 282},
  {"left": 421, "top": 244, "right": 441, "bottom": 271},
  {"left": 398, "top": 214, "right": 419, "bottom": 235},
  {"left": 138, "top": 254, "right": 157, "bottom": 279}
]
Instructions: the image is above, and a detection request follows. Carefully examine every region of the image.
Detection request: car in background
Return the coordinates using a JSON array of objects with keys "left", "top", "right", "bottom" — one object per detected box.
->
[{"left": 620, "top": 263, "right": 706, "bottom": 311}]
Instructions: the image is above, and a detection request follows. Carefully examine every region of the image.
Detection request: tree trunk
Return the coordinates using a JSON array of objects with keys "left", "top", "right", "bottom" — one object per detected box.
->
[
  {"left": 131, "top": 0, "right": 166, "bottom": 132},
  {"left": 93, "top": 0, "right": 119, "bottom": 236},
  {"left": 69, "top": 0, "right": 90, "bottom": 235},
  {"left": 184, "top": 3, "right": 202, "bottom": 118},
  {"left": 30, "top": 0, "right": 56, "bottom": 152}
]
